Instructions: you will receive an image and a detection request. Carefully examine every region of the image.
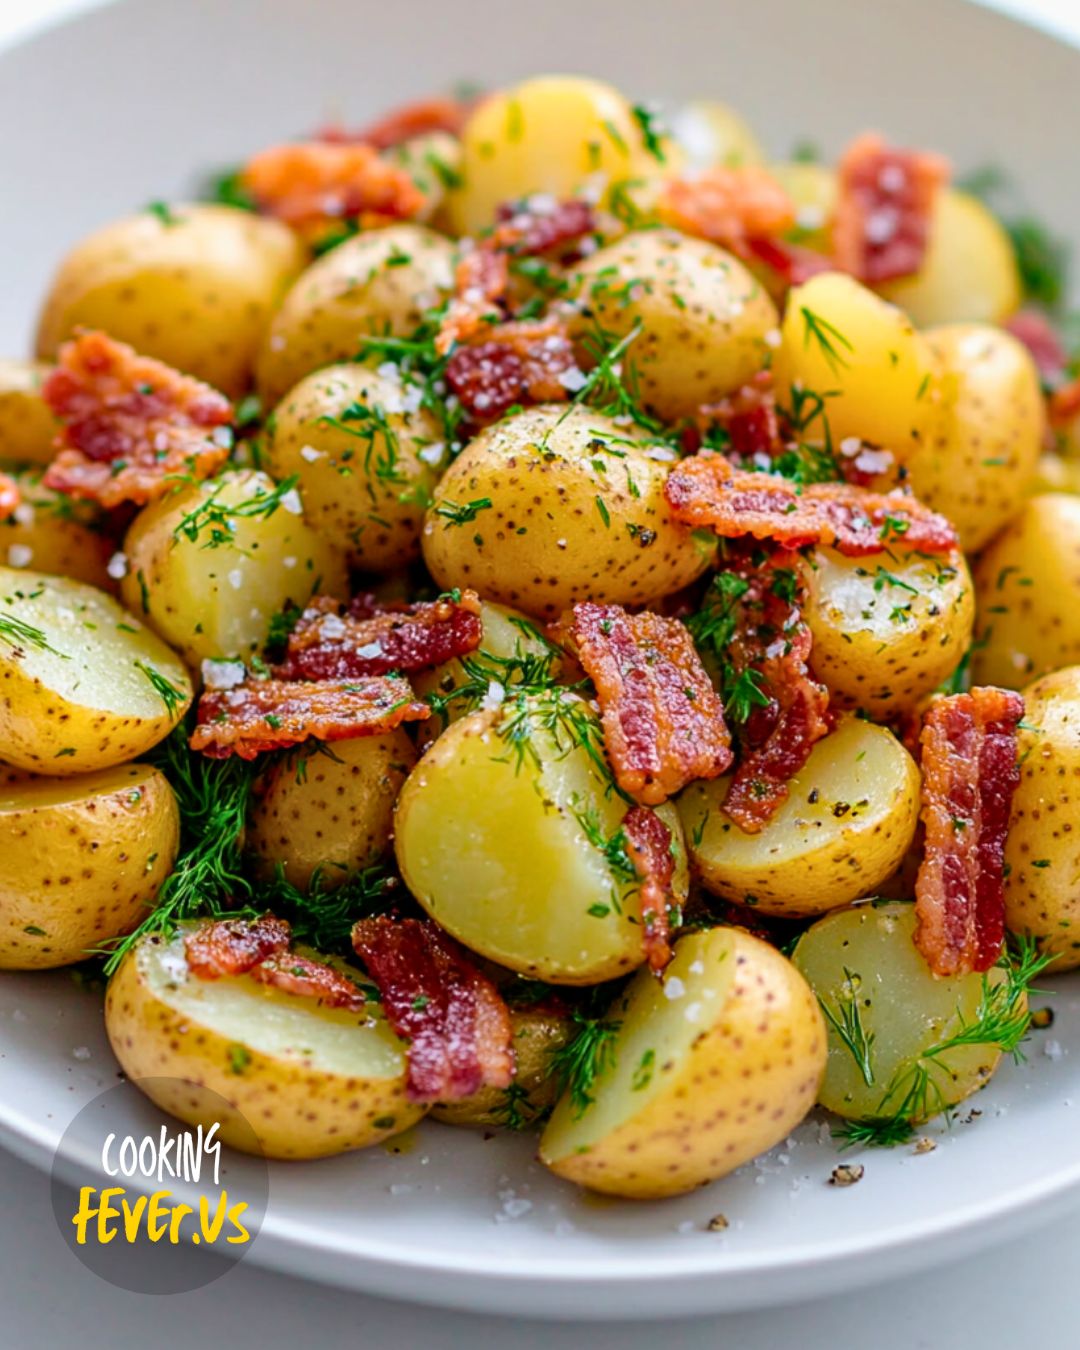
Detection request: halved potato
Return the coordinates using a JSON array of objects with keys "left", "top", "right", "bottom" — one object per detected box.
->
[
  {"left": 0, "top": 567, "right": 192, "bottom": 774},
  {"left": 539, "top": 928, "right": 825, "bottom": 1199},
  {"left": 677, "top": 716, "right": 920, "bottom": 918},
  {"left": 0, "top": 764, "right": 178, "bottom": 969},
  {"left": 106, "top": 927, "right": 425, "bottom": 1160},
  {"left": 0, "top": 359, "right": 59, "bottom": 464},
  {"left": 0, "top": 466, "right": 115, "bottom": 589}
]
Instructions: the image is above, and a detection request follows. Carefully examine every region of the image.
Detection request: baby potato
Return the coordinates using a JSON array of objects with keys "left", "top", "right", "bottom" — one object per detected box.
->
[
  {"left": 801, "top": 545, "right": 974, "bottom": 718},
  {"left": 678, "top": 716, "right": 920, "bottom": 918},
  {"left": 387, "top": 131, "right": 464, "bottom": 227},
  {"left": 793, "top": 901, "right": 1009, "bottom": 1123},
  {"left": 432, "top": 1002, "right": 572, "bottom": 1129},
  {"left": 905, "top": 323, "right": 1043, "bottom": 552},
  {"left": 246, "top": 731, "right": 415, "bottom": 890},
  {"left": 0, "top": 466, "right": 114, "bottom": 589},
  {"left": 972, "top": 494, "right": 1080, "bottom": 689},
  {"left": 1003, "top": 668, "right": 1080, "bottom": 970},
  {"left": 771, "top": 271, "right": 941, "bottom": 462},
  {"left": 0, "top": 359, "right": 59, "bottom": 464},
  {"left": 395, "top": 692, "right": 687, "bottom": 984},
  {"left": 668, "top": 100, "right": 765, "bottom": 168},
  {"left": 448, "top": 75, "right": 664, "bottom": 236},
  {"left": 265, "top": 363, "right": 447, "bottom": 572},
  {"left": 35, "top": 205, "right": 304, "bottom": 397},
  {"left": 769, "top": 161, "right": 837, "bottom": 255},
  {"left": 255, "top": 224, "right": 455, "bottom": 406},
  {"left": 569, "top": 230, "right": 778, "bottom": 422},
  {"left": 0, "top": 567, "right": 191, "bottom": 774},
  {"left": 106, "top": 927, "right": 425, "bottom": 1159},
  {"left": 422, "top": 404, "right": 711, "bottom": 618},
  {"left": 0, "top": 764, "right": 178, "bottom": 970},
  {"left": 120, "top": 469, "right": 347, "bottom": 667},
  {"left": 539, "top": 927, "right": 826, "bottom": 1199},
  {"left": 878, "top": 190, "right": 1021, "bottom": 328}
]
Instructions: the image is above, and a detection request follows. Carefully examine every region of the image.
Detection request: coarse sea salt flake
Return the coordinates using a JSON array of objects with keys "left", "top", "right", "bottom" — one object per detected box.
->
[
  {"left": 6, "top": 544, "right": 33, "bottom": 568},
  {"left": 227, "top": 568, "right": 244, "bottom": 590},
  {"left": 202, "top": 659, "right": 247, "bottom": 690},
  {"left": 280, "top": 488, "right": 303, "bottom": 516},
  {"left": 300, "top": 445, "right": 324, "bottom": 463},
  {"left": 664, "top": 976, "right": 686, "bottom": 1001}
]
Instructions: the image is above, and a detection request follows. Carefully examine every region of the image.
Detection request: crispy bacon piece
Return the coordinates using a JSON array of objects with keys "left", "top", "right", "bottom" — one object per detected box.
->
[
  {"left": 239, "top": 142, "right": 426, "bottom": 232},
  {"left": 664, "top": 454, "right": 957, "bottom": 556},
  {"left": 744, "top": 234, "right": 835, "bottom": 286},
  {"left": 0, "top": 473, "right": 18, "bottom": 522},
  {"left": 437, "top": 247, "right": 511, "bottom": 354},
  {"left": 42, "top": 331, "right": 232, "bottom": 509},
  {"left": 833, "top": 133, "right": 949, "bottom": 284},
  {"left": 560, "top": 602, "right": 732, "bottom": 805},
  {"left": 352, "top": 917, "right": 514, "bottom": 1102},
  {"left": 717, "top": 546, "right": 832, "bottom": 832},
  {"left": 658, "top": 166, "right": 796, "bottom": 257},
  {"left": 316, "top": 95, "right": 475, "bottom": 150},
  {"left": 694, "top": 372, "right": 781, "bottom": 461},
  {"left": 446, "top": 316, "right": 581, "bottom": 420},
  {"left": 492, "top": 196, "right": 597, "bottom": 259},
  {"left": 250, "top": 952, "right": 366, "bottom": 1011},
  {"left": 190, "top": 674, "right": 428, "bottom": 760},
  {"left": 184, "top": 916, "right": 291, "bottom": 980},
  {"left": 623, "top": 806, "right": 678, "bottom": 973},
  {"left": 275, "top": 590, "right": 482, "bottom": 681},
  {"left": 914, "top": 688, "right": 1024, "bottom": 977}
]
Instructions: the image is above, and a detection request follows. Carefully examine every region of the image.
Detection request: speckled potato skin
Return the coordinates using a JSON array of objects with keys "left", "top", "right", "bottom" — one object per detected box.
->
[
  {"left": 905, "top": 324, "right": 1043, "bottom": 552},
  {"left": 247, "top": 731, "right": 415, "bottom": 890},
  {"left": 431, "top": 1005, "right": 572, "bottom": 1129},
  {"left": 1003, "top": 669, "right": 1080, "bottom": 971},
  {"left": 568, "top": 230, "right": 778, "bottom": 422},
  {"left": 539, "top": 929, "right": 826, "bottom": 1199},
  {"left": 0, "top": 764, "right": 178, "bottom": 970},
  {"left": 0, "top": 567, "right": 192, "bottom": 774},
  {"left": 972, "top": 494, "right": 1080, "bottom": 689},
  {"left": 801, "top": 545, "right": 974, "bottom": 718},
  {"left": 35, "top": 205, "right": 305, "bottom": 396},
  {"left": 266, "top": 364, "right": 447, "bottom": 572},
  {"left": 422, "top": 404, "right": 712, "bottom": 618},
  {"left": 0, "top": 466, "right": 114, "bottom": 589},
  {"left": 255, "top": 224, "right": 455, "bottom": 406},
  {"left": 677, "top": 717, "right": 920, "bottom": 918},
  {"left": 0, "top": 359, "right": 58, "bottom": 463},
  {"left": 106, "top": 934, "right": 425, "bottom": 1160}
]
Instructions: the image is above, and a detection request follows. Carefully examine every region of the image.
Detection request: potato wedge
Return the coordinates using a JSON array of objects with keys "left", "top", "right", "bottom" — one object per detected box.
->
[
  {"left": 0, "top": 359, "right": 59, "bottom": 464},
  {"left": 0, "top": 567, "right": 191, "bottom": 774},
  {"left": 106, "top": 928, "right": 424, "bottom": 1159},
  {"left": 678, "top": 716, "right": 920, "bottom": 918},
  {"left": 0, "top": 764, "right": 178, "bottom": 970},
  {"left": 539, "top": 928, "right": 825, "bottom": 1199}
]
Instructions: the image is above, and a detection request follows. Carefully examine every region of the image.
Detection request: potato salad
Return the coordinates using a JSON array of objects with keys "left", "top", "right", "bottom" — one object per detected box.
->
[{"left": 1, "top": 74, "right": 1075, "bottom": 1198}]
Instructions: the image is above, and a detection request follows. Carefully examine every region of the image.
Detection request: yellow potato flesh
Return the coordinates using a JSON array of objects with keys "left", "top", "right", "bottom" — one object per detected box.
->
[
  {"left": 0, "top": 764, "right": 178, "bottom": 969},
  {"left": 0, "top": 359, "right": 58, "bottom": 464},
  {"left": 0, "top": 466, "right": 114, "bottom": 589},
  {"left": 793, "top": 901, "right": 1006, "bottom": 1122},
  {"left": 0, "top": 567, "right": 191, "bottom": 774},
  {"left": 678, "top": 716, "right": 920, "bottom": 918},
  {"left": 540, "top": 928, "right": 825, "bottom": 1198}
]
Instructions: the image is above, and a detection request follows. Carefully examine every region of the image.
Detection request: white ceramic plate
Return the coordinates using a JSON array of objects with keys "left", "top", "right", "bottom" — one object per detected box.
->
[{"left": 2, "top": 0, "right": 1080, "bottom": 1320}]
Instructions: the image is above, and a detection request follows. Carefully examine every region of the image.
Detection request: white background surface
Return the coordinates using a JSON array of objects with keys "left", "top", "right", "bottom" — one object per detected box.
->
[{"left": 1, "top": 0, "right": 1079, "bottom": 1344}]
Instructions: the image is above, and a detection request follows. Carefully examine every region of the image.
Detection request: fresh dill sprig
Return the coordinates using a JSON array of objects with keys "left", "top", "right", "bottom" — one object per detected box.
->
[
  {"left": 493, "top": 686, "right": 624, "bottom": 799},
  {"left": 549, "top": 1011, "right": 622, "bottom": 1119},
  {"left": 818, "top": 968, "right": 876, "bottom": 1088},
  {"left": 493, "top": 1080, "right": 544, "bottom": 1132},
  {"left": 573, "top": 804, "right": 637, "bottom": 886},
  {"left": 317, "top": 400, "right": 405, "bottom": 489},
  {"left": 0, "top": 611, "right": 65, "bottom": 658},
  {"left": 200, "top": 165, "right": 257, "bottom": 213},
  {"left": 260, "top": 860, "right": 400, "bottom": 952},
  {"left": 432, "top": 496, "right": 493, "bottom": 526},
  {"left": 425, "top": 619, "right": 563, "bottom": 726},
  {"left": 172, "top": 474, "right": 302, "bottom": 551},
  {"left": 686, "top": 568, "right": 773, "bottom": 727},
  {"left": 556, "top": 321, "right": 675, "bottom": 448},
  {"left": 356, "top": 306, "right": 465, "bottom": 450},
  {"left": 800, "top": 306, "right": 854, "bottom": 375},
  {"left": 832, "top": 1116, "right": 917, "bottom": 1150},
  {"left": 134, "top": 660, "right": 187, "bottom": 718}
]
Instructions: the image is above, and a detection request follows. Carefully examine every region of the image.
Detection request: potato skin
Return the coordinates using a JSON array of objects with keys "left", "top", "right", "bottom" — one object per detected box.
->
[
  {"left": 539, "top": 929, "right": 826, "bottom": 1199},
  {"left": 247, "top": 731, "right": 415, "bottom": 890},
  {"left": 106, "top": 932, "right": 425, "bottom": 1160},
  {"left": 905, "top": 324, "right": 1043, "bottom": 552},
  {"left": 255, "top": 224, "right": 455, "bottom": 405},
  {"left": 1003, "top": 668, "right": 1080, "bottom": 970},
  {"left": 0, "top": 360, "right": 59, "bottom": 464},
  {"left": 678, "top": 716, "right": 920, "bottom": 918},
  {"left": 422, "top": 404, "right": 711, "bottom": 618},
  {"left": 265, "top": 364, "right": 447, "bottom": 572},
  {"left": 801, "top": 545, "right": 974, "bottom": 718},
  {"left": 35, "top": 205, "right": 304, "bottom": 396},
  {"left": 569, "top": 230, "right": 778, "bottom": 422},
  {"left": 972, "top": 494, "right": 1080, "bottom": 689},
  {"left": 0, "top": 764, "right": 178, "bottom": 969},
  {"left": 0, "top": 466, "right": 114, "bottom": 589}
]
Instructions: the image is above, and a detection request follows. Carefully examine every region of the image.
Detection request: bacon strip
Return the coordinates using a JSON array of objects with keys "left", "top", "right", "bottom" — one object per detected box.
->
[
  {"left": 184, "top": 915, "right": 292, "bottom": 979},
  {"left": 622, "top": 806, "right": 677, "bottom": 973},
  {"left": 559, "top": 602, "right": 732, "bottom": 805},
  {"left": 833, "top": 133, "right": 949, "bottom": 284},
  {"left": 445, "top": 316, "right": 581, "bottom": 421},
  {"left": 664, "top": 454, "right": 957, "bottom": 556},
  {"left": 190, "top": 674, "right": 428, "bottom": 760},
  {"left": 249, "top": 952, "right": 366, "bottom": 1011},
  {"left": 352, "top": 917, "right": 514, "bottom": 1102},
  {"left": 0, "top": 473, "right": 18, "bottom": 522},
  {"left": 42, "top": 331, "right": 232, "bottom": 509},
  {"left": 240, "top": 142, "right": 426, "bottom": 232},
  {"left": 658, "top": 165, "right": 796, "bottom": 257},
  {"left": 275, "top": 590, "right": 482, "bottom": 682},
  {"left": 316, "top": 95, "right": 476, "bottom": 150},
  {"left": 743, "top": 234, "right": 834, "bottom": 287},
  {"left": 692, "top": 372, "right": 781, "bottom": 461},
  {"left": 914, "top": 687, "right": 1024, "bottom": 977}
]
